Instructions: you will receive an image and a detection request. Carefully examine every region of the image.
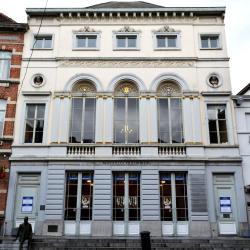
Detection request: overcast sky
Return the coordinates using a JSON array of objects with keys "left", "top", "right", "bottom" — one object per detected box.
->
[{"left": 1, "top": 0, "right": 249, "bottom": 94}]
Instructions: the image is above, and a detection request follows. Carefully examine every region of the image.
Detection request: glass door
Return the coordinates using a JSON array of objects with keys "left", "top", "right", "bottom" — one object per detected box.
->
[
  {"left": 160, "top": 173, "right": 189, "bottom": 235},
  {"left": 113, "top": 172, "right": 140, "bottom": 235},
  {"left": 64, "top": 172, "right": 93, "bottom": 235}
]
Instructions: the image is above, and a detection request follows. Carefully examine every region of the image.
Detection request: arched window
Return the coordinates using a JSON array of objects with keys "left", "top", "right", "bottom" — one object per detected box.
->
[
  {"left": 69, "top": 81, "right": 96, "bottom": 143},
  {"left": 157, "top": 81, "right": 184, "bottom": 143},
  {"left": 114, "top": 81, "right": 139, "bottom": 144}
]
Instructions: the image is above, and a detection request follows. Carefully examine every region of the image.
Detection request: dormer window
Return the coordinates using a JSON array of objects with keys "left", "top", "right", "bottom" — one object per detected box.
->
[{"left": 33, "top": 35, "right": 53, "bottom": 49}]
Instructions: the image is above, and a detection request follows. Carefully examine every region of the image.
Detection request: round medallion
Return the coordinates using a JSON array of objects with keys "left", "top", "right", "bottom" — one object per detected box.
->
[
  {"left": 207, "top": 73, "right": 222, "bottom": 88},
  {"left": 31, "top": 74, "right": 45, "bottom": 88}
]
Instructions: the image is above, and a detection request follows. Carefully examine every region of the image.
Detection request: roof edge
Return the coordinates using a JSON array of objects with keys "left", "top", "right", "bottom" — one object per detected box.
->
[{"left": 237, "top": 83, "right": 250, "bottom": 95}]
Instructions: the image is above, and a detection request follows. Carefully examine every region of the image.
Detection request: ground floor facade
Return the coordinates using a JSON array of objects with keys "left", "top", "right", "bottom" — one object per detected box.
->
[{"left": 4, "top": 160, "right": 248, "bottom": 237}]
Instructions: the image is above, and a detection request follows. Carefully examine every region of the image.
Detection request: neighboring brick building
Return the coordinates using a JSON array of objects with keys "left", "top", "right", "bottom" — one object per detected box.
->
[{"left": 0, "top": 13, "right": 27, "bottom": 234}]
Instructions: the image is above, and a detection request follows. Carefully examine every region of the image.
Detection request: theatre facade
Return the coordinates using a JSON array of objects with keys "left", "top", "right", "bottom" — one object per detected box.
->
[{"left": 5, "top": 2, "right": 248, "bottom": 237}]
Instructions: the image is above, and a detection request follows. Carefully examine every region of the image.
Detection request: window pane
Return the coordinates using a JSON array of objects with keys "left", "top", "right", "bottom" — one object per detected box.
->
[
  {"left": 167, "top": 35, "right": 177, "bottom": 47},
  {"left": 209, "top": 132, "right": 218, "bottom": 144},
  {"left": 127, "top": 36, "right": 137, "bottom": 48},
  {"left": 157, "top": 35, "right": 166, "bottom": 48},
  {"left": 113, "top": 173, "right": 125, "bottom": 221},
  {"left": 43, "top": 37, "right": 52, "bottom": 48},
  {"left": 34, "top": 37, "right": 43, "bottom": 48},
  {"left": 127, "top": 98, "right": 139, "bottom": 143},
  {"left": 160, "top": 174, "right": 172, "bottom": 221},
  {"left": 24, "top": 120, "right": 34, "bottom": 143},
  {"left": 37, "top": 105, "right": 45, "bottom": 118},
  {"left": 210, "top": 36, "right": 219, "bottom": 48},
  {"left": 0, "top": 52, "right": 11, "bottom": 79},
  {"left": 158, "top": 99, "right": 170, "bottom": 143},
  {"left": 201, "top": 36, "right": 209, "bottom": 48},
  {"left": 114, "top": 99, "right": 125, "bottom": 143},
  {"left": 65, "top": 172, "right": 78, "bottom": 220},
  {"left": 76, "top": 35, "right": 86, "bottom": 47},
  {"left": 129, "top": 173, "right": 140, "bottom": 221},
  {"left": 70, "top": 98, "right": 83, "bottom": 143},
  {"left": 171, "top": 99, "right": 183, "bottom": 143},
  {"left": 83, "top": 98, "right": 95, "bottom": 143},
  {"left": 117, "top": 36, "right": 126, "bottom": 48},
  {"left": 87, "top": 36, "right": 97, "bottom": 48},
  {"left": 81, "top": 173, "right": 93, "bottom": 220}
]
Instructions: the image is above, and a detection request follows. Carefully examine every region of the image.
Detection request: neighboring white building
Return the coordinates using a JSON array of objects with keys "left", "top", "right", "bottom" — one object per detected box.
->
[
  {"left": 233, "top": 84, "right": 250, "bottom": 227},
  {"left": 5, "top": 2, "right": 248, "bottom": 237}
]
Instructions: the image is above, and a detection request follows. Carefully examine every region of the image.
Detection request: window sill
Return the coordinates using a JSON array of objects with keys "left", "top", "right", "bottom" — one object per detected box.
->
[
  {"left": 113, "top": 48, "right": 140, "bottom": 51},
  {"left": 72, "top": 48, "right": 99, "bottom": 51},
  {"left": 31, "top": 48, "right": 53, "bottom": 50},
  {"left": 154, "top": 48, "right": 181, "bottom": 51},
  {"left": 200, "top": 47, "right": 222, "bottom": 50}
]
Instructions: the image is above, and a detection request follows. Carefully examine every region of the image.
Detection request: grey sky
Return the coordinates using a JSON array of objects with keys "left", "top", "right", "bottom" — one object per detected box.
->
[{"left": 1, "top": 0, "right": 249, "bottom": 94}]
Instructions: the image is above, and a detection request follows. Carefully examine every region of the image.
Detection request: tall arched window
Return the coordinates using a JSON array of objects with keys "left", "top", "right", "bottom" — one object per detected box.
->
[
  {"left": 157, "top": 81, "right": 184, "bottom": 143},
  {"left": 69, "top": 81, "right": 96, "bottom": 143},
  {"left": 114, "top": 81, "right": 139, "bottom": 144}
]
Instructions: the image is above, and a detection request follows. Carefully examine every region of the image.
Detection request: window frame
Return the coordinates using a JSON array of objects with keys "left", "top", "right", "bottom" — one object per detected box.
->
[
  {"left": 113, "top": 32, "right": 140, "bottom": 51},
  {"left": 0, "top": 51, "right": 11, "bottom": 80},
  {"left": 153, "top": 32, "right": 181, "bottom": 50},
  {"left": 0, "top": 100, "right": 7, "bottom": 137},
  {"left": 73, "top": 32, "right": 100, "bottom": 51},
  {"left": 199, "top": 33, "right": 222, "bottom": 50},
  {"left": 157, "top": 96, "right": 184, "bottom": 144},
  {"left": 32, "top": 34, "right": 54, "bottom": 50},
  {"left": 113, "top": 94, "right": 140, "bottom": 144},
  {"left": 69, "top": 96, "right": 96, "bottom": 144},
  {"left": 206, "top": 103, "right": 229, "bottom": 144}
]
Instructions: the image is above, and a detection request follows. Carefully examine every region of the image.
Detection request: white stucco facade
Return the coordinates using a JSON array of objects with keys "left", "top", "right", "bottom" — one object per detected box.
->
[{"left": 5, "top": 2, "right": 248, "bottom": 237}]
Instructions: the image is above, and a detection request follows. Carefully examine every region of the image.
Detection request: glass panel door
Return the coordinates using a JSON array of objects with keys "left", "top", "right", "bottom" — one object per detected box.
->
[
  {"left": 64, "top": 172, "right": 93, "bottom": 235},
  {"left": 113, "top": 172, "right": 140, "bottom": 235},
  {"left": 160, "top": 173, "right": 189, "bottom": 235}
]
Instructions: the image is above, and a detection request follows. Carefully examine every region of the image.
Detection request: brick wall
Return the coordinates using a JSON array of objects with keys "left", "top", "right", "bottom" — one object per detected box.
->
[{"left": 0, "top": 29, "right": 25, "bottom": 226}]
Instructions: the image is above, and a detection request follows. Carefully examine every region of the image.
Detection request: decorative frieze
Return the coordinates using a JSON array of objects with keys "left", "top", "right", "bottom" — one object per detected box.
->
[{"left": 59, "top": 60, "right": 195, "bottom": 68}]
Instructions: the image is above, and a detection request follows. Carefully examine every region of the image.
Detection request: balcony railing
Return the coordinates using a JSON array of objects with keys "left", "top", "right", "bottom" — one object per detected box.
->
[
  {"left": 112, "top": 145, "right": 141, "bottom": 156},
  {"left": 67, "top": 145, "right": 95, "bottom": 156},
  {"left": 67, "top": 144, "right": 186, "bottom": 157},
  {"left": 158, "top": 145, "right": 186, "bottom": 156}
]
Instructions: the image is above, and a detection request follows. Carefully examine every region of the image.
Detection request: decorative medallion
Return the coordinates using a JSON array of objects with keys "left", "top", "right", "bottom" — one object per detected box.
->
[
  {"left": 155, "top": 25, "right": 176, "bottom": 33},
  {"left": 207, "top": 73, "right": 222, "bottom": 88},
  {"left": 157, "top": 81, "right": 181, "bottom": 96},
  {"left": 114, "top": 82, "right": 139, "bottom": 96},
  {"left": 31, "top": 74, "right": 45, "bottom": 88},
  {"left": 72, "top": 81, "right": 96, "bottom": 93},
  {"left": 117, "top": 26, "right": 137, "bottom": 32},
  {"left": 75, "top": 26, "right": 96, "bottom": 32}
]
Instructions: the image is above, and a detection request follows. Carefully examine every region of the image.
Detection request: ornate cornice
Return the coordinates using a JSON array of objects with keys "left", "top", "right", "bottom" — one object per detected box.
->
[
  {"left": 153, "top": 25, "right": 178, "bottom": 33},
  {"left": 115, "top": 25, "right": 139, "bottom": 32}
]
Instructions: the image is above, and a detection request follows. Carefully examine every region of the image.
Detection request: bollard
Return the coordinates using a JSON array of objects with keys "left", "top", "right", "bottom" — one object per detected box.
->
[{"left": 140, "top": 231, "right": 151, "bottom": 250}]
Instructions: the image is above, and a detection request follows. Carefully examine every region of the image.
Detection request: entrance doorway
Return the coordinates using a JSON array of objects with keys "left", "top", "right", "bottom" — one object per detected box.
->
[
  {"left": 160, "top": 172, "right": 189, "bottom": 235},
  {"left": 113, "top": 172, "right": 140, "bottom": 235},
  {"left": 64, "top": 172, "right": 93, "bottom": 235},
  {"left": 213, "top": 174, "right": 238, "bottom": 235},
  {"left": 15, "top": 174, "right": 40, "bottom": 232}
]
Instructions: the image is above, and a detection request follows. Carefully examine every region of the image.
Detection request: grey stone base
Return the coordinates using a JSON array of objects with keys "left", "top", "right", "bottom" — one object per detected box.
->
[
  {"left": 189, "top": 221, "right": 211, "bottom": 237},
  {"left": 42, "top": 220, "right": 64, "bottom": 236},
  {"left": 92, "top": 221, "right": 112, "bottom": 236},
  {"left": 140, "top": 221, "right": 161, "bottom": 237}
]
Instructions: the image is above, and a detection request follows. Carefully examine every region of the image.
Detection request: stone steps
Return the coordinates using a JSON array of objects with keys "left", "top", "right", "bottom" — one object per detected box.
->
[{"left": 0, "top": 237, "right": 250, "bottom": 250}]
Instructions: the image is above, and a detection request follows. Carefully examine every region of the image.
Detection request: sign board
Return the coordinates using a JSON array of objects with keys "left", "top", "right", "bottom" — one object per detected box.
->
[
  {"left": 21, "top": 196, "right": 33, "bottom": 213},
  {"left": 220, "top": 197, "right": 232, "bottom": 213}
]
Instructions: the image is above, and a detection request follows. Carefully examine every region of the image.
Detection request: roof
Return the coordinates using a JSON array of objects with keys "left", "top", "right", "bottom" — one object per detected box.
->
[
  {"left": 0, "top": 13, "right": 28, "bottom": 31},
  {"left": 26, "top": 1, "right": 226, "bottom": 16},
  {"left": 237, "top": 83, "right": 250, "bottom": 95},
  {"left": 85, "top": 1, "right": 164, "bottom": 9}
]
